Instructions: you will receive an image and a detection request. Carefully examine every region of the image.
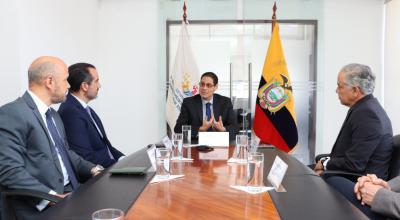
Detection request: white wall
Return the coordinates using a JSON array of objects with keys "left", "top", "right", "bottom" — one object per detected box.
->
[
  {"left": 0, "top": 0, "right": 162, "bottom": 155},
  {"left": 384, "top": 0, "right": 400, "bottom": 135},
  {"left": 96, "top": 0, "right": 161, "bottom": 154}
]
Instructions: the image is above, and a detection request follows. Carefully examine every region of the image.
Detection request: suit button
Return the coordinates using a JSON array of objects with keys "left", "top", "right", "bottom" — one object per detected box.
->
[{"left": 59, "top": 178, "right": 63, "bottom": 183}]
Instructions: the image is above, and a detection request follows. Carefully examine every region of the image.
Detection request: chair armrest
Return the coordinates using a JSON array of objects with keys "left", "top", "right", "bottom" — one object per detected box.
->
[
  {"left": 315, "top": 154, "right": 330, "bottom": 163},
  {"left": 2, "top": 189, "right": 62, "bottom": 203}
]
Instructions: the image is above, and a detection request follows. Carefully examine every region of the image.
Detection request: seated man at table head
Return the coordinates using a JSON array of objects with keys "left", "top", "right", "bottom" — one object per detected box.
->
[
  {"left": 0, "top": 56, "right": 102, "bottom": 220},
  {"left": 58, "top": 63, "right": 124, "bottom": 168},
  {"left": 326, "top": 174, "right": 400, "bottom": 219},
  {"left": 314, "top": 63, "right": 392, "bottom": 180},
  {"left": 174, "top": 72, "right": 238, "bottom": 140}
]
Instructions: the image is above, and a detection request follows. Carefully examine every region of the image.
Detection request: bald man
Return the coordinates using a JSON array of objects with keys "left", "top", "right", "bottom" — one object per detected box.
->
[{"left": 0, "top": 56, "right": 102, "bottom": 220}]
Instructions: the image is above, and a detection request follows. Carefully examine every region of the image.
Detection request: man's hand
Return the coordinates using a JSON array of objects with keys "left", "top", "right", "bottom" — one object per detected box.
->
[
  {"left": 314, "top": 161, "right": 324, "bottom": 175},
  {"left": 354, "top": 174, "right": 390, "bottom": 204},
  {"left": 212, "top": 116, "right": 226, "bottom": 132},
  {"left": 359, "top": 182, "right": 383, "bottom": 206},
  {"left": 49, "top": 193, "right": 70, "bottom": 206},
  {"left": 199, "top": 116, "right": 214, "bottom": 131}
]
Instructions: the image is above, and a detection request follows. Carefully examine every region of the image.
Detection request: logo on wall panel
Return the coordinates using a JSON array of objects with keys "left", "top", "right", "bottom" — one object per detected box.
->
[
  {"left": 181, "top": 73, "right": 198, "bottom": 97},
  {"left": 258, "top": 74, "right": 293, "bottom": 113}
]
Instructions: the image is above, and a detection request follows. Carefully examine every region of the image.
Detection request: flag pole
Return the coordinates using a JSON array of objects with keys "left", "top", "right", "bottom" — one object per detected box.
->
[
  {"left": 271, "top": 1, "right": 277, "bottom": 33},
  {"left": 183, "top": 1, "right": 187, "bottom": 24}
]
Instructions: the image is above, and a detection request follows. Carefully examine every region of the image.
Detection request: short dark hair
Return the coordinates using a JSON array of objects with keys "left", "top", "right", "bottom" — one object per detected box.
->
[
  {"left": 201, "top": 72, "right": 218, "bottom": 85},
  {"left": 68, "top": 63, "right": 96, "bottom": 92}
]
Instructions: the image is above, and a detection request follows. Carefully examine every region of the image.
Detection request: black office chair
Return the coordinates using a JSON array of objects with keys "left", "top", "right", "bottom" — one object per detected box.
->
[
  {"left": 318, "top": 134, "right": 400, "bottom": 181},
  {"left": 0, "top": 185, "right": 61, "bottom": 220}
]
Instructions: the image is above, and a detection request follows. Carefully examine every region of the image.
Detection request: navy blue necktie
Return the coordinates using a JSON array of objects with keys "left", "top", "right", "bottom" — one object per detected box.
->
[
  {"left": 45, "top": 109, "right": 79, "bottom": 189},
  {"left": 85, "top": 107, "right": 114, "bottom": 160},
  {"left": 206, "top": 102, "right": 211, "bottom": 121}
]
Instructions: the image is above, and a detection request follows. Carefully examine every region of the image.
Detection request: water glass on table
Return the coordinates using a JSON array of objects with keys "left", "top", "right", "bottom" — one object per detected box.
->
[
  {"left": 235, "top": 134, "right": 248, "bottom": 162},
  {"left": 247, "top": 152, "right": 264, "bottom": 192},
  {"left": 92, "top": 208, "right": 124, "bottom": 220},
  {"left": 182, "top": 125, "right": 191, "bottom": 148},
  {"left": 155, "top": 148, "right": 171, "bottom": 179},
  {"left": 172, "top": 133, "right": 183, "bottom": 159}
]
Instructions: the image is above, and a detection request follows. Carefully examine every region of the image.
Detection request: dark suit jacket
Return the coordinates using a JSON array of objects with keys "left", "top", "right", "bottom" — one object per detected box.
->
[
  {"left": 174, "top": 94, "right": 238, "bottom": 140},
  {"left": 327, "top": 94, "right": 393, "bottom": 180},
  {"left": 0, "top": 92, "right": 94, "bottom": 220},
  {"left": 58, "top": 94, "right": 124, "bottom": 168}
]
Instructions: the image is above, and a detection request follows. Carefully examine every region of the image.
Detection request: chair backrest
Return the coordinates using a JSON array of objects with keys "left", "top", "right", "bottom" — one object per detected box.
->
[{"left": 388, "top": 135, "right": 400, "bottom": 180}]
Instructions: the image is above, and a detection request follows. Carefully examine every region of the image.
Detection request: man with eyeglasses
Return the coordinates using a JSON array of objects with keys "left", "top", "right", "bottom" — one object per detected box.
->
[
  {"left": 313, "top": 63, "right": 392, "bottom": 180},
  {"left": 174, "top": 72, "right": 238, "bottom": 140}
]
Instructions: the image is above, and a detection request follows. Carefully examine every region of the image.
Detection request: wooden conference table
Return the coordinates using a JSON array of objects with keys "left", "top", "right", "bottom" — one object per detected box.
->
[{"left": 40, "top": 145, "right": 368, "bottom": 220}]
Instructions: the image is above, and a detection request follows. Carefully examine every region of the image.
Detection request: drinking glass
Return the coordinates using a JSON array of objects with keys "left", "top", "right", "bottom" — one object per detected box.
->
[
  {"left": 235, "top": 134, "right": 248, "bottom": 162},
  {"left": 172, "top": 133, "right": 183, "bottom": 159},
  {"left": 92, "top": 208, "right": 124, "bottom": 220},
  {"left": 247, "top": 152, "right": 264, "bottom": 192},
  {"left": 182, "top": 125, "right": 191, "bottom": 149},
  {"left": 155, "top": 148, "right": 171, "bottom": 179}
]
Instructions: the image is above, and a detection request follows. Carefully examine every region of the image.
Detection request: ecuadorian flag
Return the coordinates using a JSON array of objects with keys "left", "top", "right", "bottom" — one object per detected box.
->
[{"left": 253, "top": 23, "right": 298, "bottom": 153}]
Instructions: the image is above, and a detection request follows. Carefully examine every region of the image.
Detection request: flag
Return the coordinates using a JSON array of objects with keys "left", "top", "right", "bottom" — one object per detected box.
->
[
  {"left": 166, "top": 21, "right": 199, "bottom": 131},
  {"left": 253, "top": 23, "right": 298, "bottom": 153}
]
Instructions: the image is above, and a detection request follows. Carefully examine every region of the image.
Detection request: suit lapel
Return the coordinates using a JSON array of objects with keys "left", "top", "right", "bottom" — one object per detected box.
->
[
  {"left": 22, "top": 92, "right": 63, "bottom": 174},
  {"left": 212, "top": 94, "right": 220, "bottom": 120},
  {"left": 196, "top": 95, "right": 203, "bottom": 123}
]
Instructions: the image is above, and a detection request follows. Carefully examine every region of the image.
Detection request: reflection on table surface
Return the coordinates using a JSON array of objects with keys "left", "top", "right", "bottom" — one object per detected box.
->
[{"left": 125, "top": 146, "right": 280, "bottom": 220}]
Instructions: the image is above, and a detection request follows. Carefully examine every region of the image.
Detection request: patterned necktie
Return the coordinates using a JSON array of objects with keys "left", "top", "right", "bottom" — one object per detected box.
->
[
  {"left": 45, "top": 109, "right": 79, "bottom": 189},
  {"left": 206, "top": 102, "right": 212, "bottom": 121}
]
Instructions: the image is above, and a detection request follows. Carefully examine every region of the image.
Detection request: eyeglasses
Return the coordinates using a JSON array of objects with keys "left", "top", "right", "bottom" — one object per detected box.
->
[{"left": 199, "top": 82, "right": 215, "bottom": 88}]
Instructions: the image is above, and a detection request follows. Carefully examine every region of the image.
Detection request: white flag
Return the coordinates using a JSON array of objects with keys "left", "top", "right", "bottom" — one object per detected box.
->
[{"left": 166, "top": 21, "right": 199, "bottom": 131}]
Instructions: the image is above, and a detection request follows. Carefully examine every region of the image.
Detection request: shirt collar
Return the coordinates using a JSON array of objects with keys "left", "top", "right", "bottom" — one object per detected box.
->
[
  {"left": 202, "top": 97, "right": 214, "bottom": 106},
  {"left": 71, "top": 93, "right": 88, "bottom": 109},
  {"left": 27, "top": 90, "right": 50, "bottom": 117}
]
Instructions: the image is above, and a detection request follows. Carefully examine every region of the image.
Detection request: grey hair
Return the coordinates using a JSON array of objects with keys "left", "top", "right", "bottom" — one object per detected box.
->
[
  {"left": 340, "top": 63, "right": 376, "bottom": 95},
  {"left": 28, "top": 61, "right": 56, "bottom": 84}
]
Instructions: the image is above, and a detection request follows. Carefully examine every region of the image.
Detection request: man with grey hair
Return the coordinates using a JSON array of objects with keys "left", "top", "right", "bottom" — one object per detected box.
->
[
  {"left": 314, "top": 63, "right": 393, "bottom": 181},
  {"left": 0, "top": 56, "right": 103, "bottom": 220}
]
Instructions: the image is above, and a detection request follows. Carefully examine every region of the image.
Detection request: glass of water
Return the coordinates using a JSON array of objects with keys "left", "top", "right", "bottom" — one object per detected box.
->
[
  {"left": 92, "top": 208, "right": 124, "bottom": 220},
  {"left": 235, "top": 134, "right": 248, "bottom": 162},
  {"left": 247, "top": 152, "right": 264, "bottom": 193},
  {"left": 182, "top": 125, "right": 191, "bottom": 148},
  {"left": 172, "top": 133, "right": 183, "bottom": 159},
  {"left": 155, "top": 148, "right": 171, "bottom": 179}
]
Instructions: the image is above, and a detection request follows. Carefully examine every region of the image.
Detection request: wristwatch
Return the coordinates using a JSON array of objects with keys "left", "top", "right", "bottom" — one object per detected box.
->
[{"left": 91, "top": 165, "right": 104, "bottom": 175}]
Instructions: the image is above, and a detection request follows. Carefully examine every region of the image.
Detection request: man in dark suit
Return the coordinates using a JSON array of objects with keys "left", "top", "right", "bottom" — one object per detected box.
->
[
  {"left": 174, "top": 72, "right": 238, "bottom": 140},
  {"left": 0, "top": 56, "right": 102, "bottom": 220},
  {"left": 58, "top": 63, "right": 124, "bottom": 168},
  {"left": 314, "top": 63, "right": 392, "bottom": 180}
]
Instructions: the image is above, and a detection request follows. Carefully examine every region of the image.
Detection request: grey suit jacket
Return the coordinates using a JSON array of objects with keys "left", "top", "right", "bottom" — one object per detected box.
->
[
  {"left": 372, "top": 176, "right": 400, "bottom": 219},
  {"left": 0, "top": 92, "right": 94, "bottom": 219}
]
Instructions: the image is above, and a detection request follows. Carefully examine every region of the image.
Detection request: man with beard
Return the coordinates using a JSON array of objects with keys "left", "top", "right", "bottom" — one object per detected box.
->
[{"left": 58, "top": 63, "right": 124, "bottom": 168}]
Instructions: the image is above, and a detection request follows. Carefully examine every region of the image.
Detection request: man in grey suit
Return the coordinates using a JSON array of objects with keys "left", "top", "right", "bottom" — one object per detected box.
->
[
  {"left": 326, "top": 174, "right": 400, "bottom": 219},
  {"left": 0, "top": 56, "right": 103, "bottom": 220}
]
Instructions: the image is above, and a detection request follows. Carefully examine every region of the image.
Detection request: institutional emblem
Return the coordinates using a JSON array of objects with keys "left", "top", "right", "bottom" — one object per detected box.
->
[
  {"left": 258, "top": 74, "right": 293, "bottom": 113},
  {"left": 181, "top": 73, "right": 198, "bottom": 96}
]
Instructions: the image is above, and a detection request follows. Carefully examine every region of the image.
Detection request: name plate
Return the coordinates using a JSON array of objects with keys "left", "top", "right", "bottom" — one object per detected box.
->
[
  {"left": 146, "top": 145, "right": 156, "bottom": 171},
  {"left": 162, "top": 135, "right": 173, "bottom": 149},
  {"left": 198, "top": 132, "right": 229, "bottom": 146},
  {"left": 267, "top": 156, "right": 288, "bottom": 190}
]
